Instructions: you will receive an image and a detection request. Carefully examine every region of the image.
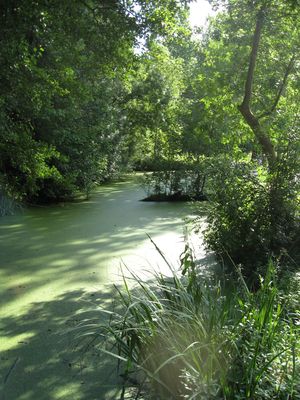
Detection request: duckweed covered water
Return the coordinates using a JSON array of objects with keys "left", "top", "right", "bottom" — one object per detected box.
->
[{"left": 0, "top": 176, "right": 198, "bottom": 400}]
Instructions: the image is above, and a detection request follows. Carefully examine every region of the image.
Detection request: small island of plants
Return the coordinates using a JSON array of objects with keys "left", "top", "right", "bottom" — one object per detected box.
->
[{"left": 140, "top": 159, "right": 208, "bottom": 202}]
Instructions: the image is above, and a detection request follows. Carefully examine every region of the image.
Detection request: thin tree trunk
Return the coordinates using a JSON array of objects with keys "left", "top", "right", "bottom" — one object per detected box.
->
[{"left": 238, "top": 8, "right": 277, "bottom": 167}]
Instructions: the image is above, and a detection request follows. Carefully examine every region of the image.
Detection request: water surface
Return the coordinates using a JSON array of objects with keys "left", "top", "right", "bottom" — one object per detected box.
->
[{"left": 0, "top": 176, "right": 195, "bottom": 400}]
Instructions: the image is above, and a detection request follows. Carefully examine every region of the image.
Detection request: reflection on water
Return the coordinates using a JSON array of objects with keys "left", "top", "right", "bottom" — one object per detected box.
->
[{"left": 0, "top": 176, "right": 201, "bottom": 400}]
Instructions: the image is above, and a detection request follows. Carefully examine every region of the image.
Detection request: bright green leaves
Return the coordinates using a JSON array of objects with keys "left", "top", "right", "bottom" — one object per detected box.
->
[{"left": 194, "top": 1, "right": 300, "bottom": 162}]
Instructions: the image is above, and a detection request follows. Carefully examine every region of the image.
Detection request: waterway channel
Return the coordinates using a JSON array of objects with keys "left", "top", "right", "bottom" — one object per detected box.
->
[{"left": 0, "top": 175, "right": 203, "bottom": 400}]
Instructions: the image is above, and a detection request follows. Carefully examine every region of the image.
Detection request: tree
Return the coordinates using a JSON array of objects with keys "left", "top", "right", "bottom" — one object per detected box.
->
[
  {"left": 124, "top": 42, "right": 187, "bottom": 166},
  {"left": 0, "top": 0, "right": 191, "bottom": 201},
  {"left": 198, "top": 0, "right": 300, "bottom": 274},
  {"left": 208, "top": 0, "right": 300, "bottom": 165}
]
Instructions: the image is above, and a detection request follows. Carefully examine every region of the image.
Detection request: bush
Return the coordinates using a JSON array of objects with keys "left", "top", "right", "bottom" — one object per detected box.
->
[{"left": 204, "top": 157, "right": 299, "bottom": 279}]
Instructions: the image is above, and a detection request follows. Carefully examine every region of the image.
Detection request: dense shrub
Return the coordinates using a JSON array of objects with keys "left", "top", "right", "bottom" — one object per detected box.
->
[{"left": 204, "top": 155, "right": 299, "bottom": 279}]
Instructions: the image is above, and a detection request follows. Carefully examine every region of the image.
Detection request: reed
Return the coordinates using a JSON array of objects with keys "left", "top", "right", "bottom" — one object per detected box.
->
[{"left": 82, "top": 249, "right": 300, "bottom": 399}]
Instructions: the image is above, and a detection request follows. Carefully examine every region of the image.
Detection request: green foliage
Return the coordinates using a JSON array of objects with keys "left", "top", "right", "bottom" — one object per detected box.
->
[
  {"left": 204, "top": 152, "right": 299, "bottom": 278},
  {"left": 187, "top": 0, "right": 300, "bottom": 278},
  {"left": 198, "top": 0, "right": 300, "bottom": 163},
  {"left": 0, "top": 0, "right": 191, "bottom": 203},
  {"left": 125, "top": 42, "right": 187, "bottom": 166},
  {"left": 205, "top": 160, "right": 272, "bottom": 275},
  {"left": 82, "top": 252, "right": 299, "bottom": 399}
]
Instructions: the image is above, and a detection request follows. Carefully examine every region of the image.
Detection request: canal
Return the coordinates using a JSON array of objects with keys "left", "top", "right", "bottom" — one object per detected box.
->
[{"left": 0, "top": 176, "right": 198, "bottom": 400}]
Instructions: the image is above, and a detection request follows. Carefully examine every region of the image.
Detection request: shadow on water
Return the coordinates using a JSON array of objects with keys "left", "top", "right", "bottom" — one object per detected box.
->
[
  {"left": 0, "top": 176, "right": 200, "bottom": 399},
  {"left": 0, "top": 287, "right": 125, "bottom": 400}
]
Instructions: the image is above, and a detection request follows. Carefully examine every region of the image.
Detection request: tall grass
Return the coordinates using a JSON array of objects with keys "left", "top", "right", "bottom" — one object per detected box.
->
[{"left": 80, "top": 247, "right": 300, "bottom": 399}]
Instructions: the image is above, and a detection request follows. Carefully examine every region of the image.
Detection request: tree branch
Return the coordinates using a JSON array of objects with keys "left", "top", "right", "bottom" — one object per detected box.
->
[
  {"left": 258, "top": 53, "right": 296, "bottom": 119},
  {"left": 239, "top": 8, "right": 265, "bottom": 111}
]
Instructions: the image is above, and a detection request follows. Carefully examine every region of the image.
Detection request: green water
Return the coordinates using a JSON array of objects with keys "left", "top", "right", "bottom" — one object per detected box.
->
[{"left": 0, "top": 176, "right": 194, "bottom": 400}]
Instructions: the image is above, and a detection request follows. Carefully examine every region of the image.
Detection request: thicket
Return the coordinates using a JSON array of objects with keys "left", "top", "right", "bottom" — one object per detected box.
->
[{"left": 204, "top": 149, "right": 299, "bottom": 280}]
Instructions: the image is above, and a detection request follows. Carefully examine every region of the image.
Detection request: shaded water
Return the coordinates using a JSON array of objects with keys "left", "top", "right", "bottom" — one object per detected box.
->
[{"left": 0, "top": 176, "right": 197, "bottom": 400}]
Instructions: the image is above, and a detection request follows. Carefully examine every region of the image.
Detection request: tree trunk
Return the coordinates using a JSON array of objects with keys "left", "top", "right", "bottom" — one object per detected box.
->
[{"left": 238, "top": 8, "right": 277, "bottom": 167}]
